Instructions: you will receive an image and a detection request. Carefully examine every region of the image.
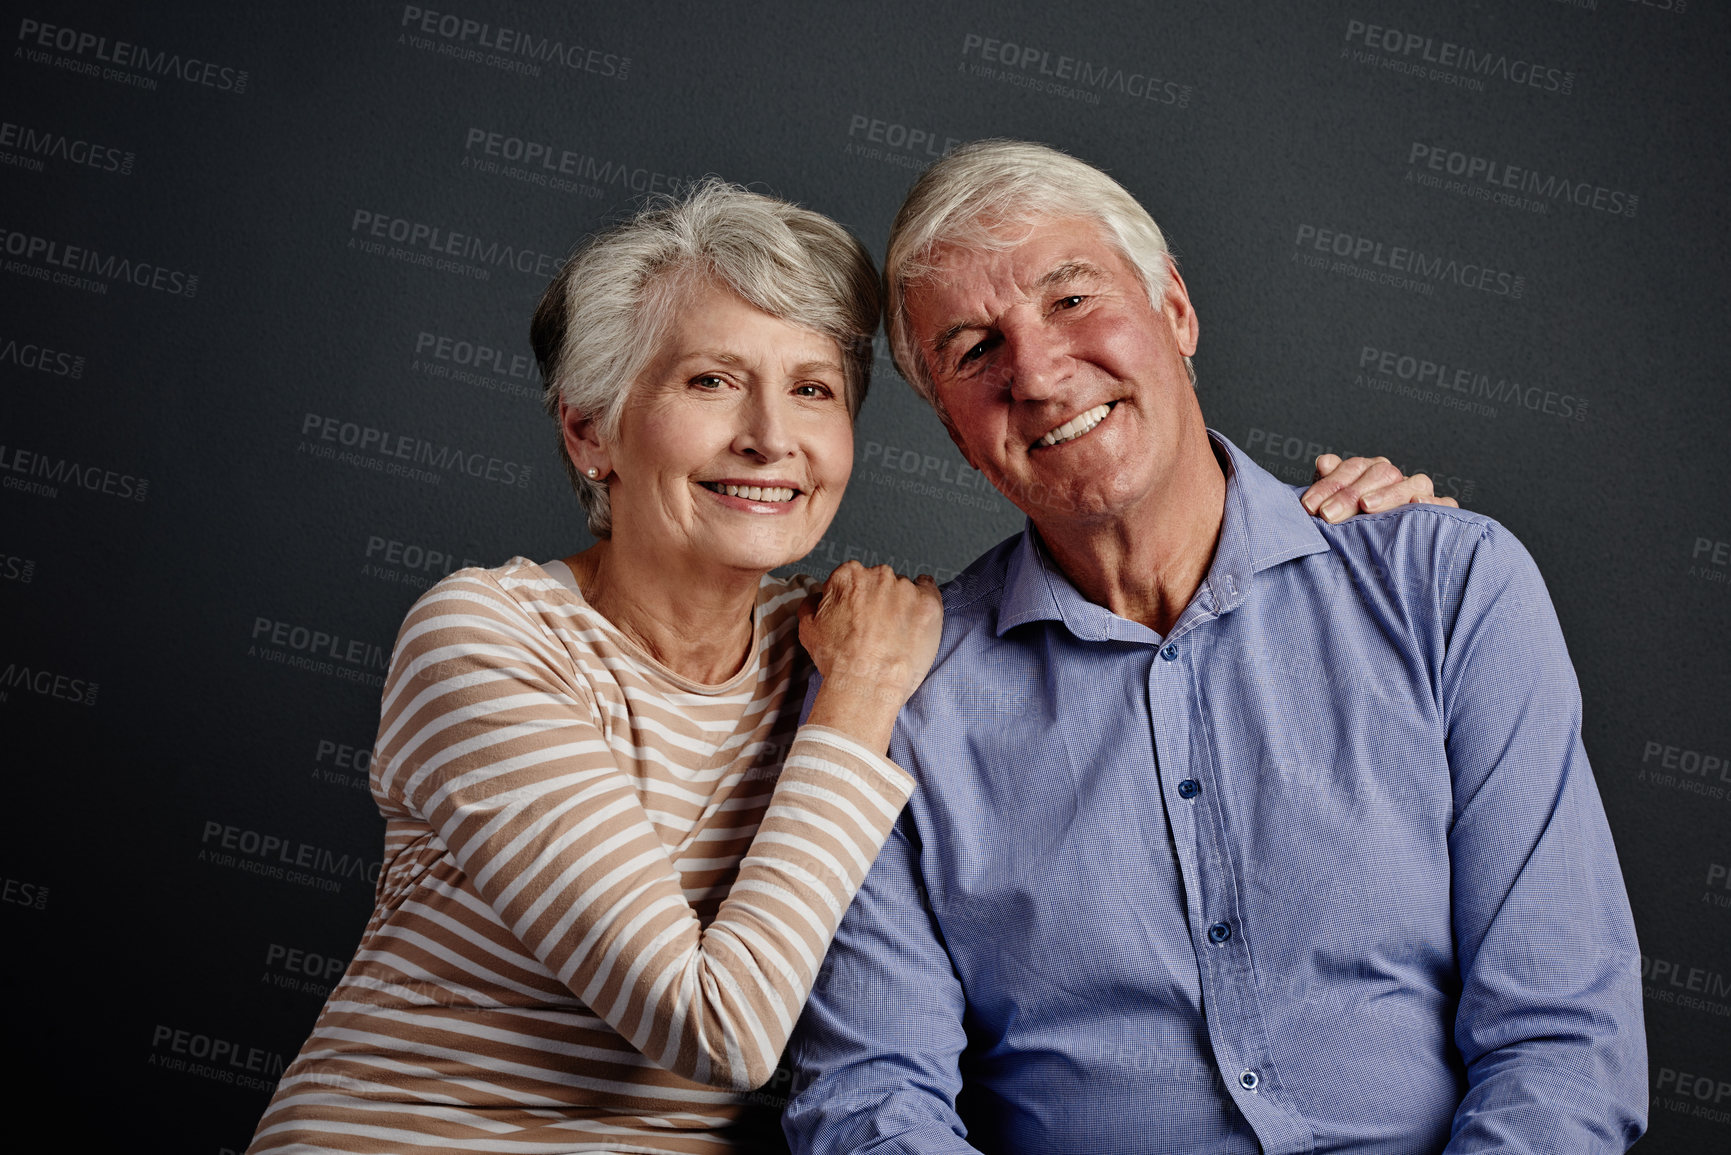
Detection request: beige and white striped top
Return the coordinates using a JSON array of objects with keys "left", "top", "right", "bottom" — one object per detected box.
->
[{"left": 248, "top": 557, "right": 915, "bottom": 1154}]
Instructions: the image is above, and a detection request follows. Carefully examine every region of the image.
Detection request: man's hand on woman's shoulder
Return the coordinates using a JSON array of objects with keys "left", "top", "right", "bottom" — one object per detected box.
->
[{"left": 1303, "top": 453, "right": 1460, "bottom": 524}]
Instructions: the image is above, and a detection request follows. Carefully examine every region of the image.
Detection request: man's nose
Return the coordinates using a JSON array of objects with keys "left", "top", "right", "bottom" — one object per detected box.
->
[{"left": 1004, "top": 326, "right": 1068, "bottom": 402}]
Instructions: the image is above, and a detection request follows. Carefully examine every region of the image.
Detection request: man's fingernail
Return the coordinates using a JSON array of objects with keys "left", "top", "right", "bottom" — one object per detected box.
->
[
  {"left": 1362, "top": 493, "right": 1383, "bottom": 510},
  {"left": 1320, "top": 498, "right": 1346, "bottom": 522}
]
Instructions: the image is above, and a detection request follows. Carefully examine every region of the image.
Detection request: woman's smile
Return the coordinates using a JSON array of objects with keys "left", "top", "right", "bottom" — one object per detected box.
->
[{"left": 697, "top": 479, "right": 804, "bottom": 508}]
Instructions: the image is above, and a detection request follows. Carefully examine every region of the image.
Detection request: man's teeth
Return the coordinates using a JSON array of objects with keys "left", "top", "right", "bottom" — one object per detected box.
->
[
  {"left": 1036, "top": 403, "right": 1112, "bottom": 448},
  {"left": 709, "top": 483, "right": 796, "bottom": 502}
]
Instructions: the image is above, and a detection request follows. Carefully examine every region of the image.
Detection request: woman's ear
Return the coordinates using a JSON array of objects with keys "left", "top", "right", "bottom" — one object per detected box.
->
[{"left": 560, "top": 400, "right": 612, "bottom": 481}]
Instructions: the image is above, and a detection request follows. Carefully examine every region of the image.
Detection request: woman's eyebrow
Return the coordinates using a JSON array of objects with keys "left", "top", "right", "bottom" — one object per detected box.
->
[
  {"left": 787, "top": 357, "right": 844, "bottom": 377},
  {"left": 671, "top": 348, "right": 748, "bottom": 368},
  {"left": 670, "top": 350, "right": 841, "bottom": 375}
]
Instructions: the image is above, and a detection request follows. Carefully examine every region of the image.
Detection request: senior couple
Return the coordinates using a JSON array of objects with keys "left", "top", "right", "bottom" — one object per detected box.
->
[{"left": 249, "top": 141, "right": 1645, "bottom": 1154}]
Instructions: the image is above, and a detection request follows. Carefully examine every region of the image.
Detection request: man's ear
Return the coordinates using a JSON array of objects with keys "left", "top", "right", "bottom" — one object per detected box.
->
[
  {"left": 559, "top": 400, "right": 612, "bottom": 480},
  {"left": 1160, "top": 260, "right": 1200, "bottom": 359}
]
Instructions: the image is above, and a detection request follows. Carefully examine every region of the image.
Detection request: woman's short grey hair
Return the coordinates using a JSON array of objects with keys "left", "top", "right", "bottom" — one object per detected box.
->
[
  {"left": 885, "top": 139, "right": 1187, "bottom": 409},
  {"left": 531, "top": 179, "right": 880, "bottom": 538}
]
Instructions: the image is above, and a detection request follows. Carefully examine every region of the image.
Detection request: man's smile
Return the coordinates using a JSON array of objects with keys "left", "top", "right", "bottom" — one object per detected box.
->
[{"left": 1033, "top": 401, "right": 1117, "bottom": 449}]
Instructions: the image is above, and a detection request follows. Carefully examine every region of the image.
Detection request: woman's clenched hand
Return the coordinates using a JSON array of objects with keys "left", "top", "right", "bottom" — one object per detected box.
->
[{"left": 799, "top": 563, "right": 943, "bottom": 752}]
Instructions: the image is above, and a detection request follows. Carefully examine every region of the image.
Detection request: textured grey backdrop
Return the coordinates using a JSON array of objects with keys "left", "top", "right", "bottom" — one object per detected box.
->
[{"left": 2, "top": 1, "right": 1728, "bottom": 1148}]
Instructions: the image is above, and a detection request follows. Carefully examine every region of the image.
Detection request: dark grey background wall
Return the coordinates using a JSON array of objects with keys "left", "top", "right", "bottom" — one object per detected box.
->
[{"left": 3, "top": 1, "right": 1727, "bottom": 1148}]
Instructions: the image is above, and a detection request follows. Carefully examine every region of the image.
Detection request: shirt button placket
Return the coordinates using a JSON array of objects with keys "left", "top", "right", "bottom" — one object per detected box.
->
[
  {"left": 1156, "top": 634, "right": 1269, "bottom": 1127},
  {"left": 1164, "top": 636, "right": 1275, "bottom": 1134}
]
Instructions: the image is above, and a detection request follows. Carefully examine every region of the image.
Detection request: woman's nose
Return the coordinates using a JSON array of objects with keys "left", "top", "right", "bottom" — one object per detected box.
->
[{"left": 734, "top": 392, "right": 795, "bottom": 461}]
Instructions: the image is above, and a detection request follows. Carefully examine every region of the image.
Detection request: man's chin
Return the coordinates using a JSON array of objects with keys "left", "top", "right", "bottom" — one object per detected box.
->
[{"left": 1018, "top": 493, "right": 1114, "bottom": 528}]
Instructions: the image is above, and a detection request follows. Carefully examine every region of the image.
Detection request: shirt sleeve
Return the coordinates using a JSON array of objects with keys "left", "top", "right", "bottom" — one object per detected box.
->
[
  {"left": 783, "top": 812, "right": 977, "bottom": 1154},
  {"left": 372, "top": 570, "right": 916, "bottom": 1091},
  {"left": 1437, "top": 524, "right": 1647, "bottom": 1151}
]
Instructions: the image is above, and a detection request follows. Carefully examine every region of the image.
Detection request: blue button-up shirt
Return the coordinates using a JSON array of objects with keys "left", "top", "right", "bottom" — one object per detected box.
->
[{"left": 785, "top": 435, "right": 1645, "bottom": 1154}]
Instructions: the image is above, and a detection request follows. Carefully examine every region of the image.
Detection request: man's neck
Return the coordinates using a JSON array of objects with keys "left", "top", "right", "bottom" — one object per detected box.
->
[{"left": 1032, "top": 432, "right": 1227, "bottom": 636}]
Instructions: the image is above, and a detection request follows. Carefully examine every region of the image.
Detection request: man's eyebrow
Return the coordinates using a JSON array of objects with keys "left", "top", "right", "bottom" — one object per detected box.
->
[
  {"left": 926, "top": 261, "right": 1109, "bottom": 360},
  {"left": 930, "top": 322, "right": 976, "bottom": 360},
  {"left": 1036, "top": 260, "right": 1108, "bottom": 290}
]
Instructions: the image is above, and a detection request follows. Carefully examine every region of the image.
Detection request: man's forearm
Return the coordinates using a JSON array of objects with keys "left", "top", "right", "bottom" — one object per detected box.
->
[
  {"left": 785, "top": 1101, "right": 977, "bottom": 1155},
  {"left": 783, "top": 821, "right": 974, "bottom": 1154},
  {"left": 1447, "top": 1060, "right": 1646, "bottom": 1153}
]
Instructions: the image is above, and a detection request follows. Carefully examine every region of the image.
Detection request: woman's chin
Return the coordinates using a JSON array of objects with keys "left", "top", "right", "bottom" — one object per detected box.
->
[
  {"left": 714, "top": 519, "right": 833, "bottom": 571},
  {"left": 690, "top": 533, "right": 823, "bottom": 579}
]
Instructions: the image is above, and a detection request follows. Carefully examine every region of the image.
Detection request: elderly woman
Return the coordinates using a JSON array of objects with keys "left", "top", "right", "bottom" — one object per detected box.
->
[
  {"left": 249, "top": 181, "right": 939, "bottom": 1154},
  {"left": 248, "top": 180, "right": 1442, "bottom": 1154}
]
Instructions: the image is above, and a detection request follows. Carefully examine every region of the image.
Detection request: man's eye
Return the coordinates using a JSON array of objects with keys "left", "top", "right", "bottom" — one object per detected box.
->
[{"left": 1055, "top": 295, "right": 1085, "bottom": 310}]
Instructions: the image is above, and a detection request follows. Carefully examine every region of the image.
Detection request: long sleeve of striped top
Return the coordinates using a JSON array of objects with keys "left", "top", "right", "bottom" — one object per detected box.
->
[
  {"left": 249, "top": 558, "right": 917, "bottom": 1154},
  {"left": 373, "top": 562, "right": 915, "bottom": 1090}
]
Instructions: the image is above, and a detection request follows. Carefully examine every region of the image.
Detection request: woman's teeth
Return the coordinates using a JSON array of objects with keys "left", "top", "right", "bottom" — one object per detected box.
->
[
  {"left": 1036, "top": 403, "right": 1113, "bottom": 448},
  {"left": 706, "top": 483, "right": 796, "bottom": 502}
]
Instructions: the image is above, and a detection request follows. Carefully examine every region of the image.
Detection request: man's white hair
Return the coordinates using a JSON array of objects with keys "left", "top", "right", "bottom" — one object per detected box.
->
[
  {"left": 885, "top": 139, "right": 1189, "bottom": 409},
  {"left": 531, "top": 179, "right": 879, "bottom": 538}
]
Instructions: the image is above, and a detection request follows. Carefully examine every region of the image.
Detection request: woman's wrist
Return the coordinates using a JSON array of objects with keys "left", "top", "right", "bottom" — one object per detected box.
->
[{"left": 804, "top": 671, "right": 909, "bottom": 754}]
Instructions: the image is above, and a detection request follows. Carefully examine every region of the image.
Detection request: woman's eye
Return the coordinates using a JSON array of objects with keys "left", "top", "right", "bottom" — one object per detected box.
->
[
  {"left": 691, "top": 374, "right": 726, "bottom": 390},
  {"left": 794, "top": 382, "right": 835, "bottom": 399}
]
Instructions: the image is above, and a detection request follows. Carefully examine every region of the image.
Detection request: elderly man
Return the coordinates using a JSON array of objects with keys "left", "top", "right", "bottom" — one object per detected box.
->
[{"left": 782, "top": 141, "right": 1645, "bottom": 1153}]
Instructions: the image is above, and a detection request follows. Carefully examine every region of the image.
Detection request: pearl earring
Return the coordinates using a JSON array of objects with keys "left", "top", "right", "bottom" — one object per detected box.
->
[{"left": 586, "top": 467, "right": 600, "bottom": 479}]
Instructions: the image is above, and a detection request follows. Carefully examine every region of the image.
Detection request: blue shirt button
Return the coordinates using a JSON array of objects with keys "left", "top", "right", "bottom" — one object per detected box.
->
[
  {"left": 1177, "top": 778, "right": 1200, "bottom": 799},
  {"left": 1207, "top": 921, "right": 1231, "bottom": 944},
  {"left": 1240, "top": 1070, "right": 1260, "bottom": 1091},
  {"left": 1161, "top": 643, "right": 1180, "bottom": 661}
]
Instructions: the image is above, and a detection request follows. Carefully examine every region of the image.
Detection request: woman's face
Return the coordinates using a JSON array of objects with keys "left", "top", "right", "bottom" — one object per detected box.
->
[{"left": 600, "top": 280, "right": 854, "bottom": 578}]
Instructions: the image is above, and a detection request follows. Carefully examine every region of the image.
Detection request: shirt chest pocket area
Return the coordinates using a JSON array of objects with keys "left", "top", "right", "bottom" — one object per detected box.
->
[{"left": 919, "top": 757, "right": 1191, "bottom": 1031}]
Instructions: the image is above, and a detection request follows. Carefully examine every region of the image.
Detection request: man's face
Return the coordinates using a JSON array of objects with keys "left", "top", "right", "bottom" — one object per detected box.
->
[{"left": 904, "top": 216, "right": 1201, "bottom": 530}]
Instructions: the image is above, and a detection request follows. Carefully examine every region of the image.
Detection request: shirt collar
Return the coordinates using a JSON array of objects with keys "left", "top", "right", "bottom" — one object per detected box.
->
[{"left": 995, "top": 431, "right": 1331, "bottom": 639}]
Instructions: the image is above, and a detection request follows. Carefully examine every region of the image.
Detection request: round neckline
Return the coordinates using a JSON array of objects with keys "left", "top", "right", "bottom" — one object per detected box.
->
[{"left": 528, "top": 557, "right": 767, "bottom": 695}]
